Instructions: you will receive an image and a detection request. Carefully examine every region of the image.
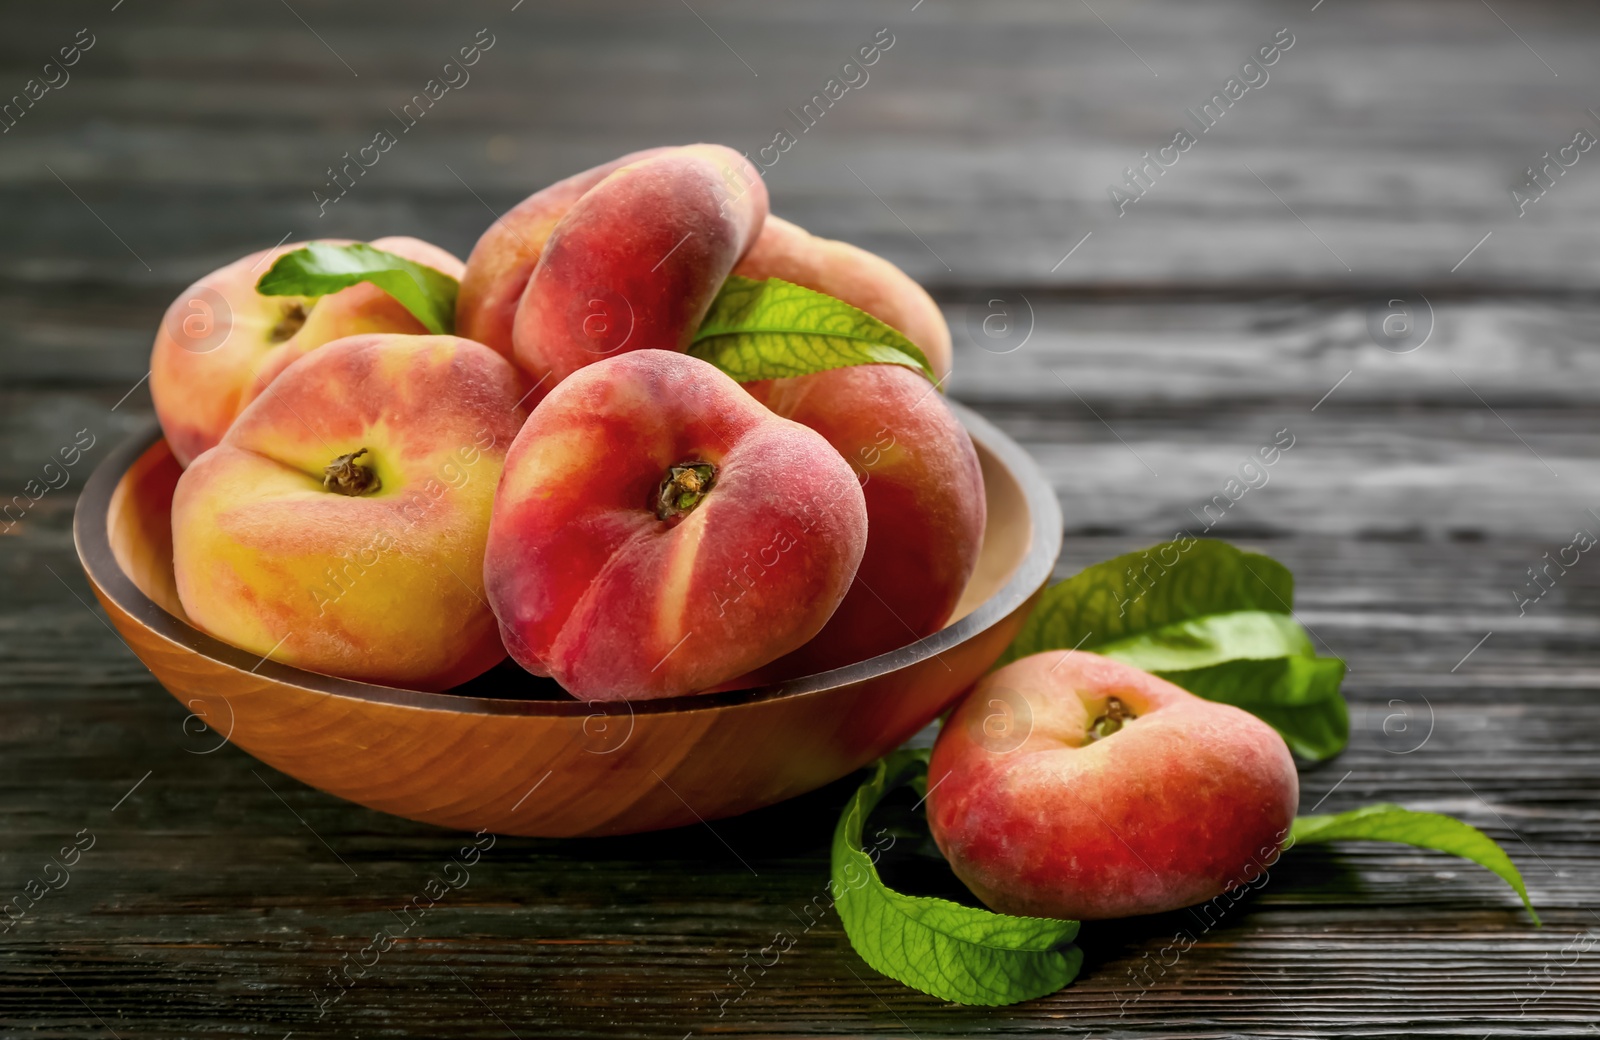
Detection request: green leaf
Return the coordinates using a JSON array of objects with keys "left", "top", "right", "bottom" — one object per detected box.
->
[
  {"left": 1094, "top": 610, "right": 1313, "bottom": 671},
  {"left": 691, "top": 276, "right": 936, "bottom": 383},
  {"left": 1000, "top": 541, "right": 1350, "bottom": 761},
  {"left": 1093, "top": 611, "right": 1350, "bottom": 761},
  {"left": 1002, "top": 540, "right": 1294, "bottom": 663},
  {"left": 1289, "top": 804, "right": 1540, "bottom": 924},
  {"left": 256, "top": 242, "right": 459, "bottom": 335},
  {"left": 1157, "top": 655, "right": 1349, "bottom": 761},
  {"left": 832, "top": 748, "right": 1082, "bottom": 1006}
]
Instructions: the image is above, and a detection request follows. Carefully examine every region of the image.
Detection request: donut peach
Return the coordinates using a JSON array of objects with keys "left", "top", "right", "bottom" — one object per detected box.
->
[
  {"left": 483, "top": 350, "right": 867, "bottom": 701},
  {"left": 151, "top": 236, "right": 464, "bottom": 467},
  {"left": 171, "top": 334, "right": 527, "bottom": 690},
  {"left": 928, "top": 652, "right": 1298, "bottom": 920}
]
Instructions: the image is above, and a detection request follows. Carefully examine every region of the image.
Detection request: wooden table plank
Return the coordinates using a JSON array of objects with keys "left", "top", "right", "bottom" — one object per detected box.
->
[
  {"left": 3, "top": 0, "right": 1599, "bottom": 1035},
  {"left": 4, "top": 1, "right": 1600, "bottom": 290},
  {"left": 5, "top": 384, "right": 1598, "bottom": 1034}
]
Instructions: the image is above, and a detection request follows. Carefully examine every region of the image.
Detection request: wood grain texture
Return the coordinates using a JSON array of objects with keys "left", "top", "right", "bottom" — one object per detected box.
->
[
  {"left": 5, "top": 532, "right": 1599, "bottom": 1037},
  {"left": 2, "top": 0, "right": 1599, "bottom": 1036},
  {"left": 3, "top": 0, "right": 1600, "bottom": 298}
]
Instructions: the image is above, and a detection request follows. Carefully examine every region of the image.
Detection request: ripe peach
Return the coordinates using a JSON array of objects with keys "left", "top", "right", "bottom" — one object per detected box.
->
[
  {"left": 745, "top": 364, "right": 984, "bottom": 676},
  {"left": 151, "top": 236, "right": 464, "bottom": 467},
  {"left": 483, "top": 349, "right": 867, "bottom": 702},
  {"left": 733, "top": 214, "right": 952, "bottom": 380},
  {"left": 927, "top": 651, "right": 1298, "bottom": 920},
  {"left": 171, "top": 334, "right": 528, "bottom": 691},
  {"left": 509, "top": 145, "right": 767, "bottom": 388},
  {"left": 455, "top": 146, "right": 671, "bottom": 359}
]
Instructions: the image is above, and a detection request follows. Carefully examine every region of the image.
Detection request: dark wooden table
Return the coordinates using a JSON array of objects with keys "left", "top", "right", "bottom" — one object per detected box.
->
[{"left": 3, "top": 1, "right": 1598, "bottom": 1035}]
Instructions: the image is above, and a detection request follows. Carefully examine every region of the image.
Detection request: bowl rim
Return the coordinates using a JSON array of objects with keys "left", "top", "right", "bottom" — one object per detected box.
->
[{"left": 74, "top": 402, "right": 1061, "bottom": 718}]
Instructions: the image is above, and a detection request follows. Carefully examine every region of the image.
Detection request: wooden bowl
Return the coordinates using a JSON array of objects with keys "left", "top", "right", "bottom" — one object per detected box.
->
[{"left": 74, "top": 404, "right": 1060, "bottom": 836}]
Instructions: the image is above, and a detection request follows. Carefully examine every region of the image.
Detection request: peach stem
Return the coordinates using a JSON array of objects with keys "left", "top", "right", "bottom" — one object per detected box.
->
[
  {"left": 655, "top": 462, "right": 717, "bottom": 521},
  {"left": 1088, "top": 696, "right": 1135, "bottom": 741},
  {"left": 269, "top": 301, "right": 308, "bottom": 343},
  {"left": 323, "top": 447, "right": 381, "bottom": 496}
]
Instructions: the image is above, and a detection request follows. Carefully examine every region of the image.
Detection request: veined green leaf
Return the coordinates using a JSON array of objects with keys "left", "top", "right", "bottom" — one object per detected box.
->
[
  {"left": 1093, "top": 611, "right": 1350, "bottom": 761},
  {"left": 256, "top": 242, "right": 458, "bottom": 335},
  {"left": 1000, "top": 541, "right": 1349, "bottom": 760},
  {"left": 1001, "top": 540, "right": 1294, "bottom": 665},
  {"left": 1158, "top": 656, "right": 1349, "bottom": 761},
  {"left": 1095, "top": 610, "right": 1314, "bottom": 671},
  {"left": 832, "top": 748, "right": 1082, "bottom": 1006},
  {"left": 1289, "top": 804, "right": 1540, "bottom": 924},
  {"left": 691, "top": 276, "right": 936, "bottom": 383}
]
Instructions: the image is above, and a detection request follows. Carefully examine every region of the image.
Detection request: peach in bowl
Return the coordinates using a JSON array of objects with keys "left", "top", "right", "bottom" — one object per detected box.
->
[{"left": 74, "top": 403, "right": 1059, "bottom": 837}]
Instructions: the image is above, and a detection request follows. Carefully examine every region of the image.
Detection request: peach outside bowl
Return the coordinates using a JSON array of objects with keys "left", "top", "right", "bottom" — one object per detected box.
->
[{"left": 73, "top": 404, "right": 1061, "bottom": 837}]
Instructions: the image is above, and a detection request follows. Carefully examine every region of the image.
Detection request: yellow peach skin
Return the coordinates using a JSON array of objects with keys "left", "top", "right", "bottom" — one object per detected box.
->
[
  {"left": 150, "top": 236, "right": 465, "bottom": 467},
  {"left": 171, "top": 334, "right": 528, "bottom": 691}
]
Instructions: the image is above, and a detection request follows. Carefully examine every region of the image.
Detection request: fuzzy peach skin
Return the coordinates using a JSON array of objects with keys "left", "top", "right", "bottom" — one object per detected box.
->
[
  {"left": 733, "top": 214, "right": 952, "bottom": 381},
  {"left": 744, "top": 364, "right": 984, "bottom": 676},
  {"left": 171, "top": 334, "right": 528, "bottom": 691},
  {"left": 456, "top": 146, "right": 672, "bottom": 359},
  {"left": 927, "top": 652, "right": 1298, "bottom": 920},
  {"left": 510, "top": 145, "right": 768, "bottom": 389},
  {"left": 483, "top": 349, "right": 867, "bottom": 702},
  {"left": 151, "top": 236, "right": 465, "bottom": 467}
]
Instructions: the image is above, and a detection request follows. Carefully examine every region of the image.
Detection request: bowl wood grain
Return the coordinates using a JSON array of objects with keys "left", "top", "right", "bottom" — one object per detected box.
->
[{"left": 75, "top": 404, "right": 1060, "bottom": 836}]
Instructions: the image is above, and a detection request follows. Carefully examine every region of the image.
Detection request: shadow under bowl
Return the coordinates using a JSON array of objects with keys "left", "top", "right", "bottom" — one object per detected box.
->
[{"left": 74, "top": 403, "right": 1061, "bottom": 836}]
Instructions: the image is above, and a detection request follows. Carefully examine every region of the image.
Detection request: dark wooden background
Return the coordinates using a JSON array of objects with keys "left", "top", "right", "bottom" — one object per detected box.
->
[{"left": 3, "top": 0, "right": 1598, "bottom": 1035}]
